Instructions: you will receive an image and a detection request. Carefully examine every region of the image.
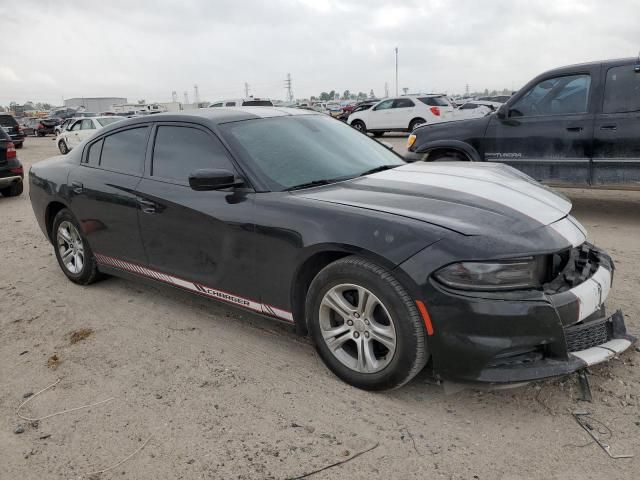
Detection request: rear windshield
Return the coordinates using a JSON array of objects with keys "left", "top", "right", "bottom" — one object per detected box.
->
[
  {"left": 96, "top": 117, "right": 124, "bottom": 127},
  {"left": 242, "top": 100, "right": 273, "bottom": 106},
  {"left": 0, "top": 115, "right": 18, "bottom": 127},
  {"left": 418, "top": 96, "right": 449, "bottom": 107}
]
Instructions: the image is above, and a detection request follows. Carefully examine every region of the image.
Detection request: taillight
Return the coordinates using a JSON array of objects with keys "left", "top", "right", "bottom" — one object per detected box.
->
[
  {"left": 9, "top": 166, "right": 23, "bottom": 175},
  {"left": 430, "top": 106, "right": 441, "bottom": 116},
  {"left": 7, "top": 142, "right": 16, "bottom": 159}
]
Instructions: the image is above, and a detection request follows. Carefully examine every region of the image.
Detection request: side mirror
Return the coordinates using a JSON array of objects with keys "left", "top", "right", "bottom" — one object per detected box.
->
[
  {"left": 496, "top": 104, "right": 509, "bottom": 119},
  {"left": 188, "top": 169, "right": 243, "bottom": 191}
]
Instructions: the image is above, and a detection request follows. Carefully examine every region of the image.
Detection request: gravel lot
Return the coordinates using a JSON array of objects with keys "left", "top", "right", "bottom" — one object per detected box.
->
[{"left": 1, "top": 136, "right": 639, "bottom": 479}]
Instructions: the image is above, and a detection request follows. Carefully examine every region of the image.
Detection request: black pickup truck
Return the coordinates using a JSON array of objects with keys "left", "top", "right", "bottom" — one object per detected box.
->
[{"left": 406, "top": 57, "right": 640, "bottom": 188}]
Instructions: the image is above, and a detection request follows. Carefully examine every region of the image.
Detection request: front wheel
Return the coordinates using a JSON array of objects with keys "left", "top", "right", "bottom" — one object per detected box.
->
[
  {"left": 52, "top": 209, "right": 102, "bottom": 285},
  {"left": 306, "top": 256, "right": 429, "bottom": 390},
  {"left": 58, "top": 140, "right": 69, "bottom": 155},
  {"left": 351, "top": 120, "right": 366, "bottom": 134}
]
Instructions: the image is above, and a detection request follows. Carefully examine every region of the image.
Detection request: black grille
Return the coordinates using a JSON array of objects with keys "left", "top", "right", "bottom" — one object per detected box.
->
[{"left": 565, "top": 318, "right": 611, "bottom": 352}]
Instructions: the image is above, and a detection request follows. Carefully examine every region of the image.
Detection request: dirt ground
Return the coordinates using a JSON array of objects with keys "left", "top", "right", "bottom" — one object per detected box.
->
[{"left": 1, "top": 136, "right": 638, "bottom": 480}]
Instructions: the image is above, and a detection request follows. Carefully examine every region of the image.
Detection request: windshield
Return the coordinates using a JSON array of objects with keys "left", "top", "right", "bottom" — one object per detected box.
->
[
  {"left": 242, "top": 100, "right": 273, "bottom": 106},
  {"left": 96, "top": 117, "right": 125, "bottom": 127},
  {"left": 221, "top": 114, "right": 404, "bottom": 191}
]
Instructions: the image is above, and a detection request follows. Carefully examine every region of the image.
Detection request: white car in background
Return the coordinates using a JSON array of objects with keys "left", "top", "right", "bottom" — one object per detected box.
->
[
  {"left": 209, "top": 98, "right": 273, "bottom": 107},
  {"left": 57, "top": 116, "right": 124, "bottom": 154},
  {"left": 452, "top": 100, "right": 503, "bottom": 120},
  {"left": 347, "top": 95, "right": 454, "bottom": 136}
]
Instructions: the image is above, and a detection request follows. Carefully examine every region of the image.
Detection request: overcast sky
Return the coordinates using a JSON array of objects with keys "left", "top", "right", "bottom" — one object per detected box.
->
[{"left": 1, "top": 0, "right": 638, "bottom": 105}]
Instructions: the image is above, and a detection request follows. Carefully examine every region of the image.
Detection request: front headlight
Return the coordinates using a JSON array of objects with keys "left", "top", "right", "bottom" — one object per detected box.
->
[{"left": 434, "top": 258, "right": 543, "bottom": 291}]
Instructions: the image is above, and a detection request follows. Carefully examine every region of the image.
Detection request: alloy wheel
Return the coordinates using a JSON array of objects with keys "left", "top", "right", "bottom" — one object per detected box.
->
[
  {"left": 319, "top": 284, "right": 396, "bottom": 373},
  {"left": 57, "top": 221, "right": 85, "bottom": 274}
]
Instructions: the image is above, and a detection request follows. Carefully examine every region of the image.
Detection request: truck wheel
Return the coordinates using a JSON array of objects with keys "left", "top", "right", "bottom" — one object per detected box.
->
[
  {"left": 306, "top": 256, "right": 429, "bottom": 391},
  {"left": 0, "top": 182, "right": 23, "bottom": 197},
  {"left": 52, "top": 209, "right": 102, "bottom": 285}
]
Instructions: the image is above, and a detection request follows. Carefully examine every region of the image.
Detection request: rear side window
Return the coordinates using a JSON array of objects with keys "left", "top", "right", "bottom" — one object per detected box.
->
[
  {"left": 80, "top": 119, "right": 95, "bottom": 130},
  {"left": 100, "top": 127, "right": 148, "bottom": 175},
  {"left": 603, "top": 66, "right": 640, "bottom": 114},
  {"left": 393, "top": 98, "right": 415, "bottom": 108},
  {"left": 86, "top": 139, "right": 103, "bottom": 165},
  {"left": 225, "top": 102, "right": 236, "bottom": 107},
  {"left": 373, "top": 99, "right": 394, "bottom": 111},
  {"left": 242, "top": 100, "right": 273, "bottom": 106},
  {"left": 151, "top": 126, "right": 233, "bottom": 183},
  {"left": 418, "top": 96, "right": 449, "bottom": 107},
  {"left": 510, "top": 74, "right": 591, "bottom": 117}
]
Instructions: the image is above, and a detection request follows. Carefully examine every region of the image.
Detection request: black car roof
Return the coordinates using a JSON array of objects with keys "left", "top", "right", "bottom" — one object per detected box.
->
[
  {"left": 96, "top": 106, "right": 318, "bottom": 135},
  {"left": 542, "top": 57, "right": 638, "bottom": 76}
]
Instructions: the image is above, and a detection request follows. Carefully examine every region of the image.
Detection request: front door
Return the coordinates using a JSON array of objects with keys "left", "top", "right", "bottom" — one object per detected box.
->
[
  {"left": 484, "top": 72, "right": 596, "bottom": 185},
  {"left": 67, "top": 126, "right": 150, "bottom": 264},
  {"left": 592, "top": 63, "right": 640, "bottom": 186},
  {"left": 367, "top": 99, "right": 394, "bottom": 130},
  {"left": 66, "top": 120, "right": 83, "bottom": 148},
  {"left": 136, "top": 123, "right": 258, "bottom": 309}
]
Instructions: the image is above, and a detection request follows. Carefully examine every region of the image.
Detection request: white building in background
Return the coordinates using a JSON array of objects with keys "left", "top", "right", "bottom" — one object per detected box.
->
[
  {"left": 64, "top": 97, "right": 127, "bottom": 113},
  {"left": 112, "top": 103, "right": 168, "bottom": 115}
]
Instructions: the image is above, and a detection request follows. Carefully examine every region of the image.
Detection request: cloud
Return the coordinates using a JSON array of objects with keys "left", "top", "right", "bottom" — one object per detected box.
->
[{"left": 1, "top": 0, "right": 638, "bottom": 105}]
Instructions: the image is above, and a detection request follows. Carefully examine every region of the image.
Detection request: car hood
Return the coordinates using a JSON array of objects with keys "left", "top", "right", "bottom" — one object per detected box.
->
[{"left": 296, "top": 162, "right": 572, "bottom": 236}]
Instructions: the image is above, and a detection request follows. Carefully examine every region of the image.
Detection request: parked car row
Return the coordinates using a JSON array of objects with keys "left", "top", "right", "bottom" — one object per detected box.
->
[{"left": 56, "top": 116, "right": 125, "bottom": 154}]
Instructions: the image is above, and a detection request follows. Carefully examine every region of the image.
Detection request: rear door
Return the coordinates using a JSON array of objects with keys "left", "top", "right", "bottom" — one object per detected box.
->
[
  {"left": 136, "top": 122, "right": 258, "bottom": 305},
  {"left": 67, "top": 125, "right": 150, "bottom": 264},
  {"left": 390, "top": 98, "right": 416, "bottom": 129},
  {"left": 484, "top": 70, "right": 597, "bottom": 185},
  {"left": 592, "top": 63, "right": 640, "bottom": 186},
  {"left": 66, "top": 120, "right": 83, "bottom": 148}
]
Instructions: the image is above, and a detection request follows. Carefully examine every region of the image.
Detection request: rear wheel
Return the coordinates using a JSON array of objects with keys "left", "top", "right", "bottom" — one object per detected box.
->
[
  {"left": 0, "top": 182, "right": 23, "bottom": 197},
  {"left": 58, "top": 140, "right": 69, "bottom": 155},
  {"left": 351, "top": 120, "right": 366, "bottom": 134},
  {"left": 15, "top": 142, "right": 23, "bottom": 149},
  {"left": 52, "top": 209, "right": 102, "bottom": 285},
  {"left": 306, "top": 256, "right": 428, "bottom": 390},
  {"left": 409, "top": 118, "right": 426, "bottom": 131}
]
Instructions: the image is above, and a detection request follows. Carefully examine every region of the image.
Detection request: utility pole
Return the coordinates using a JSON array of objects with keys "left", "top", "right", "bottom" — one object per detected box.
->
[
  {"left": 402, "top": 87, "right": 409, "bottom": 95},
  {"left": 465, "top": 83, "right": 470, "bottom": 97},
  {"left": 394, "top": 47, "right": 399, "bottom": 97},
  {"left": 183, "top": 91, "right": 189, "bottom": 105},
  {"left": 284, "top": 73, "right": 293, "bottom": 102},
  {"left": 193, "top": 84, "right": 200, "bottom": 105},
  {"left": 384, "top": 82, "right": 389, "bottom": 98},
  {"left": 244, "top": 82, "right": 250, "bottom": 98},
  {"left": 171, "top": 91, "right": 178, "bottom": 103}
]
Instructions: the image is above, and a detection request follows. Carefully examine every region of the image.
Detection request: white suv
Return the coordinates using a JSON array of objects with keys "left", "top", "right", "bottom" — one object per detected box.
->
[{"left": 347, "top": 95, "right": 453, "bottom": 136}]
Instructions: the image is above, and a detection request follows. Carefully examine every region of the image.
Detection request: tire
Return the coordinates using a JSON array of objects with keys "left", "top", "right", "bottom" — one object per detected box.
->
[
  {"left": 0, "top": 182, "right": 23, "bottom": 197},
  {"left": 15, "top": 142, "right": 23, "bottom": 149},
  {"left": 58, "top": 140, "right": 69, "bottom": 155},
  {"left": 372, "top": 132, "right": 384, "bottom": 138},
  {"left": 52, "top": 208, "right": 102, "bottom": 285},
  {"left": 429, "top": 151, "right": 469, "bottom": 162},
  {"left": 409, "top": 118, "right": 426, "bottom": 131},
  {"left": 306, "top": 256, "right": 428, "bottom": 390},
  {"left": 351, "top": 120, "right": 366, "bottom": 134}
]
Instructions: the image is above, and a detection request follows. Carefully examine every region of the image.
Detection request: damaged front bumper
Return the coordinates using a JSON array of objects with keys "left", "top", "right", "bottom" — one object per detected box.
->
[{"left": 414, "top": 243, "right": 637, "bottom": 384}]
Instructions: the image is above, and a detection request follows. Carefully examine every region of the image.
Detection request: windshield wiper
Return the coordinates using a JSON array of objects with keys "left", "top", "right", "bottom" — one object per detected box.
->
[
  {"left": 286, "top": 179, "right": 339, "bottom": 191},
  {"left": 356, "top": 165, "right": 399, "bottom": 177}
]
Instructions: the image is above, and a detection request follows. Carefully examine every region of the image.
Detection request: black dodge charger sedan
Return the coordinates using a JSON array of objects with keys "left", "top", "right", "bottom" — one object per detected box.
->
[{"left": 29, "top": 108, "right": 635, "bottom": 390}]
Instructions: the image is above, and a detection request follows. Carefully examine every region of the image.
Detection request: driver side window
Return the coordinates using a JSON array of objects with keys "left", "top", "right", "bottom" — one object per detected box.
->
[
  {"left": 70, "top": 121, "right": 83, "bottom": 131},
  {"left": 510, "top": 74, "right": 591, "bottom": 117},
  {"left": 373, "top": 99, "right": 394, "bottom": 111}
]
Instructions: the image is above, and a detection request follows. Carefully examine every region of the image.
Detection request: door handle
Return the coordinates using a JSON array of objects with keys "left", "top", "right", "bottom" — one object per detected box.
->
[
  {"left": 600, "top": 124, "right": 617, "bottom": 131},
  {"left": 71, "top": 181, "right": 83, "bottom": 194},
  {"left": 566, "top": 126, "right": 583, "bottom": 132},
  {"left": 138, "top": 198, "right": 157, "bottom": 214}
]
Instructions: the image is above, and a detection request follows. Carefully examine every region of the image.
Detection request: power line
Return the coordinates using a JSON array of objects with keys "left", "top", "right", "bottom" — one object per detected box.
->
[{"left": 284, "top": 73, "right": 293, "bottom": 102}]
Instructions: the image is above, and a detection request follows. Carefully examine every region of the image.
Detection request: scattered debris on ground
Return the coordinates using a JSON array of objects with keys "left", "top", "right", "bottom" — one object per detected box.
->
[
  {"left": 46, "top": 354, "right": 60, "bottom": 369},
  {"left": 69, "top": 328, "right": 94, "bottom": 344}
]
